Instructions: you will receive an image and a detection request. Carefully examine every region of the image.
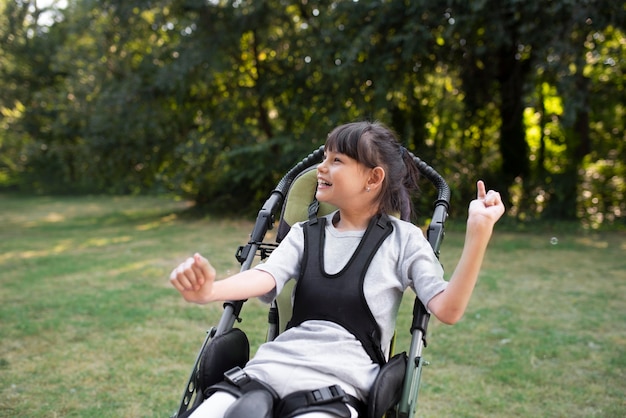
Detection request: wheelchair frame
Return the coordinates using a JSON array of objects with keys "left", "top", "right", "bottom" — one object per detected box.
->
[{"left": 172, "top": 145, "right": 450, "bottom": 418}]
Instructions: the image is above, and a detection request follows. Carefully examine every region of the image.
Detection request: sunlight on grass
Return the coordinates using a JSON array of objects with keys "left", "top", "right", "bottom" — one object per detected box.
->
[
  {"left": 1, "top": 194, "right": 624, "bottom": 417},
  {"left": 136, "top": 213, "right": 179, "bottom": 231}
]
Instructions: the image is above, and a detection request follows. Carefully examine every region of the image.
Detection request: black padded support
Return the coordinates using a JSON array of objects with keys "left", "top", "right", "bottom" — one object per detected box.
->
[
  {"left": 204, "top": 367, "right": 279, "bottom": 418},
  {"left": 367, "top": 352, "right": 407, "bottom": 418},
  {"left": 223, "top": 390, "right": 275, "bottom": 418},
  {"left": 197, "top": 328, "right": 250, "bottom": 396}
]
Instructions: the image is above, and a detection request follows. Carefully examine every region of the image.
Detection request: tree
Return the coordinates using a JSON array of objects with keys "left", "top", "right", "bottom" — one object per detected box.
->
[
  {"left": 533, "top": 2, "right": 625, "bottom": 222},
  {"left": 0, "top": 0, "right": 623, "bottom": 226},
  {"left": 0, "top": 0, "right": 68, "bottom": 190}
]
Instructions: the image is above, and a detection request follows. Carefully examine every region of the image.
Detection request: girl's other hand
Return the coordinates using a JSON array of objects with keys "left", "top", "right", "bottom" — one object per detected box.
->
[{"left": 169, "top": 253, "right": 216, "bottom": 303}]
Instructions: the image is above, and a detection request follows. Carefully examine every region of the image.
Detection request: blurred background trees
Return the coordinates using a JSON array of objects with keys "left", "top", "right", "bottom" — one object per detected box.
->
[{"left": 1, "top": 0, "right": 624, "bottom": 227}]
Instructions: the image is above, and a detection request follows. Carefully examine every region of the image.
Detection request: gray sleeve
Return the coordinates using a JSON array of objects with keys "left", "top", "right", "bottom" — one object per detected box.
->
[
  {"left": 253, "top": 222, "right": 304, "bottom": 304},
  {"left": 402, "top": 225, "right": 448, "bottom": 311}
]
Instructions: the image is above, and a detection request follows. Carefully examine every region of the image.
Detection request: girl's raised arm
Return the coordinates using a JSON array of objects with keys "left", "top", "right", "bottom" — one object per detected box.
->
[{"left": 427, "top": 180, "right": 505, "bottom": 324}]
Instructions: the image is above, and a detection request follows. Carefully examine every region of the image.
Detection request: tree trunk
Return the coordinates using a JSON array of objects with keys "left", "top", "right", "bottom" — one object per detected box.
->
[
  {"left": 497, "top": 46, "right": 530, "bottom": 207},
  {"left": 544, "top": 76, "right": 591, "bottom": 220}
]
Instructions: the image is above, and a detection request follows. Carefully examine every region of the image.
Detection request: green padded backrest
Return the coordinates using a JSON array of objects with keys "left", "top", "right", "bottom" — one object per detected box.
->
[{"left": 281, "top": 166, "right": 337, "bottom": 228}]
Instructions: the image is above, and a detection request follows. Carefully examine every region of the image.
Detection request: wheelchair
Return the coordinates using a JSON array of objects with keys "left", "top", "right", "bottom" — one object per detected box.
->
[{"left": 171, "top": 145, "right": 450, "bottom": 418}]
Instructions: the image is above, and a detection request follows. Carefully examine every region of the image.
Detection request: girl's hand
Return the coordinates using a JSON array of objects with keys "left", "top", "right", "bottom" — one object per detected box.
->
[
  {"left": 169, "top": 253, "right": 216, "bottom": 304},
  {"left": 468, "top": 180, "right": 505, "bottom": 229}
]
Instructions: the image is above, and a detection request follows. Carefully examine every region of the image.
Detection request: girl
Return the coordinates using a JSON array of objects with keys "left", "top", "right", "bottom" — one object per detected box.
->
[{"left": 170, "top": 121, "right": 505, "bottom": 417}]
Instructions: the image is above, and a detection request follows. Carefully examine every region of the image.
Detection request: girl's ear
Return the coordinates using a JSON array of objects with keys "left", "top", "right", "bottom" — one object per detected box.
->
[{"left": 367, "top": 166, "right": 385, "bottom": 191}]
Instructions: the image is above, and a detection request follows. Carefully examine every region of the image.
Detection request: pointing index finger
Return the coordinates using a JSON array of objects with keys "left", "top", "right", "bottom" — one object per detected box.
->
[{"left": 477, "top": 180, "right": 487, "bottom": 200}]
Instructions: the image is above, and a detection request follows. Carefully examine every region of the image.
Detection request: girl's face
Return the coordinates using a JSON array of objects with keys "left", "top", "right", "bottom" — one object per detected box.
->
[{"left": 316, "top": 150, "right": 372, "bottom": 209}]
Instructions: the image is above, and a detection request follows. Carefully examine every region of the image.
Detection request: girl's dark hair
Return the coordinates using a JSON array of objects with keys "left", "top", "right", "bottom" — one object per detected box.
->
[{"left": 325, "top": 121, "right": 420, "bottom": 220}]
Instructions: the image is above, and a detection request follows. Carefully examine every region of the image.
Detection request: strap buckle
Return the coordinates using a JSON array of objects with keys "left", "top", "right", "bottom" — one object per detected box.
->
[
  {"left": 306, "top": 385, "right": 347, "bottom": 405},
  {"left": 223, "top": 366, "right": 251, "bottom": 388}
]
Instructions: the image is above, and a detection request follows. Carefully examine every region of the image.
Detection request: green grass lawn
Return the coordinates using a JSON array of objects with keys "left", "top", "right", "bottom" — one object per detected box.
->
[{"left": 1, "top": 194, "right": 624, "bottom": 417}]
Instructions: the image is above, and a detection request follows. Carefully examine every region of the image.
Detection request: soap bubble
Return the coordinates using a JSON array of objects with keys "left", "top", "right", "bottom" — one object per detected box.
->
[{"left": 550, "top": 237, "right": 558, "bottom": 245}]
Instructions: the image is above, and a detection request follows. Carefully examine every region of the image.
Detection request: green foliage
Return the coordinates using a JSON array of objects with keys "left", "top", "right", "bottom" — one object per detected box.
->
[{"left": 0, "top": 0, "right": 624, "bottom": 226}]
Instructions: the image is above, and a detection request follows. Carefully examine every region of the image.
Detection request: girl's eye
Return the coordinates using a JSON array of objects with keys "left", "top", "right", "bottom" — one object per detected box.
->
[{"left": 322, "top": 154, "right": 341, "bottom": 163}]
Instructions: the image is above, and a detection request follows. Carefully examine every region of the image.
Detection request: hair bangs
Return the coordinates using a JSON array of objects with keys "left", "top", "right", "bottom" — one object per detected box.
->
[{"left": 325, "top": 122, "right": 375, "bottom": 167}]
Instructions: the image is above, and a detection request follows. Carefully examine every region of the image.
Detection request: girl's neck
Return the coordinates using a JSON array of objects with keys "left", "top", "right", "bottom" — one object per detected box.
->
[{"left": 333, "top": 208, "right": 379, "bottom": 231}]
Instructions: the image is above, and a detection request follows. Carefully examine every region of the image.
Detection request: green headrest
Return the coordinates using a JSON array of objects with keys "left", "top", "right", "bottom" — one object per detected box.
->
[{"left": 283, "top": 167, "right": 337, "bottom": 226}]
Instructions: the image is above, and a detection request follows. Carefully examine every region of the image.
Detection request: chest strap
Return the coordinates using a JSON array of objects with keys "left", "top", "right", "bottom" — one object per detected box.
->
[{"left": 287, "top": 213, "right": 393, "bottom": 365}]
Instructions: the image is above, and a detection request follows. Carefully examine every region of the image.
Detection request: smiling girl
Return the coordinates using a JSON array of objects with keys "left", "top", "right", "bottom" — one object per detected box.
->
[{"left": 170, "top": 121, "right": 505, "bottom": 417}]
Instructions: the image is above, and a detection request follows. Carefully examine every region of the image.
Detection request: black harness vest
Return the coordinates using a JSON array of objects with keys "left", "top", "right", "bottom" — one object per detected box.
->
[{"left": 286, "top": 214, "right": 393, "bottom": 365}]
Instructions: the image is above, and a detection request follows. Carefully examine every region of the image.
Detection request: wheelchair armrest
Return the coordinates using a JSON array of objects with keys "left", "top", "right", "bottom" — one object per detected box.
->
[{"left": 411, "top": 298, "right": 430, "bottom": 346}]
